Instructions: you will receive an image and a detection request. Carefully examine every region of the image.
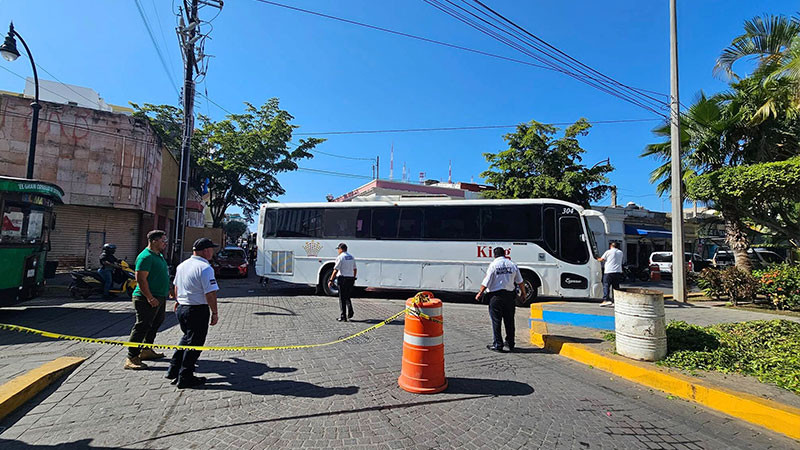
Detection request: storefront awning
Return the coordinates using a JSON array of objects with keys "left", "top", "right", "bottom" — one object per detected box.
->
[{"left": 625, "top": 224, "right": 672, "bottom": 239}]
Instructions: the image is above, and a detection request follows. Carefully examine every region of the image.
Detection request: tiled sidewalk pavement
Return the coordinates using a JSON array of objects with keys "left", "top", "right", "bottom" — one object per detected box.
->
[{"left": 0, "top": 277, "right": 798, "bottom": 449}]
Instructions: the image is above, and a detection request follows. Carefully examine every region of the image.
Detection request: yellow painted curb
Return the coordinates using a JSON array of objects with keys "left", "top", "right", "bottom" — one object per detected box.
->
[
  {"left": 0, "top": 356, "right": 85, "bottom": 421},
  {"left": 529, "top": 331, "right": 800, "bottom": 441}
]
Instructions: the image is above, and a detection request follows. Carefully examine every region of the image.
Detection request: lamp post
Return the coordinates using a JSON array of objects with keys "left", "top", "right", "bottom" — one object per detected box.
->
[{"left": 0, "top": 22, "right": 40, "bottom": 180}]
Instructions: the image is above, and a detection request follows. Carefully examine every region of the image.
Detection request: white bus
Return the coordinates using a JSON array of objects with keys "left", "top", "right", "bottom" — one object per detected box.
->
[{"left": 255, "top": 198, "right": 607, "bottom": 305}]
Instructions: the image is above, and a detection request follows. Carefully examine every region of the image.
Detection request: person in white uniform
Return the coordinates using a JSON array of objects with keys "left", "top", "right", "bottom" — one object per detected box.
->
[
  {"left": 597, "top": 242, "right": 624, "bottom": 307},
  {"left": 166, "top": 238, "right": 220, "bottom": 389},
  {"left": 476, "top": 247, "right": 526, "bottom": 352},
  {"left": 329, "top": 243, "right": 357, "bottom": 321}
]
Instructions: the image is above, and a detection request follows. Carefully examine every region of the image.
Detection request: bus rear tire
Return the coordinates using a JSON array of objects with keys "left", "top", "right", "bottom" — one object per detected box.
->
[
  {"left": 517, "top": 271, "right": 539, "bottom": 307},
  {"left": 320, "top": 266, "right": 339, "bottom": 297}
]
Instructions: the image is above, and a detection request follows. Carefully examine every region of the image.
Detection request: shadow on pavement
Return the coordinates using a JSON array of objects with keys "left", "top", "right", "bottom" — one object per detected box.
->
[
  {"left": 197, "top": 357, "right": 356, "bottom": 398},
  {"left": 443, "top": 377, "right": 534, "bottom": 396},
  {"left": 127, "top": 394, "right": 491, "bottom": 447},
  {"left": 0, "top": 439, "right": 142, "bottom": 450}
]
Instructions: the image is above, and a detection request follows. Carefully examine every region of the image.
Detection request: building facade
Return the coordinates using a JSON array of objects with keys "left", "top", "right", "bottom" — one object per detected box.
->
[{"left": 0, "top": 89, "right": 163, "bottom": 268}]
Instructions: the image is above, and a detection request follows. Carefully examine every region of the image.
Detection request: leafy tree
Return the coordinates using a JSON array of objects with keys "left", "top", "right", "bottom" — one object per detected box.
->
[
  {"left": 687, "top": 158, "right": 800, "bottom": 247},
  {"left": 643, "top": 77, "right": 800, "bottom": 270},
  {"left": 481, "top": 118, "right": 613, "bottom": 206},
  {"left": 223, "top": 220, "right": 249, "bottom": 243},
  {"left": 133, "top": 100, "right": 324, "bottom": 228}
]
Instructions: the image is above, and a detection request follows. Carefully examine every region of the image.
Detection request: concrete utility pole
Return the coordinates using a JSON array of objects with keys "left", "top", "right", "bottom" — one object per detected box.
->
[
  {"left": 173, "top": 0, "right": 222, "bottom": 267},
  {"left": 669, "top": 0, "right": 687, "bottom": 302}
]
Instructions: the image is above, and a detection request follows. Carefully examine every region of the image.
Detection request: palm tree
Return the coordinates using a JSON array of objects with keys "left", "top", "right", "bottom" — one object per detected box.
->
[{"left": 714, "top": 13, "right": 800, "bottom": 82}]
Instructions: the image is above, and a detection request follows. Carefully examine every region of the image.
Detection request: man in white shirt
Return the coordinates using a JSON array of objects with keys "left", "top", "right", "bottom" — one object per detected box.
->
[
  {"left": 328, "top": 243, "right": 357, "bottom": 322},
  {"left": 597, "top": 242, "right": 624, "bottom": 307},
  {"left": 476, "top": 247, "right": 526, "bottom": 352},
  {"left": 166, "top": 238, "right": 220, "bottom": 389}
]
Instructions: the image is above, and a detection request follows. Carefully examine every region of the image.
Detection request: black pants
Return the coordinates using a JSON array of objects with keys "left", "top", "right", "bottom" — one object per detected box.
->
[
  {"left": 128, "top": 295, "right": 166, "bottom": 358},
  {"left": 168, "top": 304, "right": 210, "bottom": 381},
  {"left": 602, "top": 272, "right": 624, "bottom": 301},
  {"left": 337, "top": 276, "right": 355, "bottom": 319},
  {"left": 488, "top": 290, "right": 516, "bottom": 348}
]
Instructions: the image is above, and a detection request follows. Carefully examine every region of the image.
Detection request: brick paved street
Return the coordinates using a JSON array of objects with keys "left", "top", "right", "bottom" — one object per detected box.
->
[{"left": 1, "top": 275, "right": 798, "bottom": 449}]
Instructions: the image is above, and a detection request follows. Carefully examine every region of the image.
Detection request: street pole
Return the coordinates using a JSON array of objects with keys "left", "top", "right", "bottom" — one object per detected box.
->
[
  {"left": 669, "top": 0, "right": 686, "bottom": 302},
  {"left": 174, "top": 0, "right": 199, "bottom": 267},
  {"left": 0, "top": 23, "right": 40, "bottom": 179}
]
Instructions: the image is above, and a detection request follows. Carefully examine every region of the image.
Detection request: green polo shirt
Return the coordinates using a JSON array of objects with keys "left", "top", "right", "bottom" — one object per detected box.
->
[{"left": 132, "top": 248, "right": 170, "bottom": 297}]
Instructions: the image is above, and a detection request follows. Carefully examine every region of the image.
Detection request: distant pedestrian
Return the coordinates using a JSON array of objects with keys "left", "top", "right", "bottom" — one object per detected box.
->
[
  {"left": 328, "top": 243, "right": 357, "bottom": 322},
  {"left": 476, "top": 247, "right": 526, "bottom": 353},
  {"left": 98, "top": 243, "right": 120, "bottom": 300},
  {"left": 124, "top": 230, "right": 170, "bottom": 370},
  {"left": 597, "top": 242, "right": 624, "bottom": 307},
  {"left": 166, "top": 238, "right": 220, "bottom": 389}
]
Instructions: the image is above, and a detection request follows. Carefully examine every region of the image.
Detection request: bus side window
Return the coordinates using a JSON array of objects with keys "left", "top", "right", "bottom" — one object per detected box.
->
[
  {"left": 543, "top": 207, "right": 557, "bottom": 253},
  {"left": 263, "top": 210, "right": 277, "bottom": 237},
  {"left": 398, "top": 208, "right": 423, "bottom": 239},
  {"left": 355, "top": 208, "right": 371, "bottom": 238},
  {"left": 559, "top": 216, "right": 589, "bottom": 264},
  {"left": 372, "top": 208, "right": 399, "bottom": 239}
]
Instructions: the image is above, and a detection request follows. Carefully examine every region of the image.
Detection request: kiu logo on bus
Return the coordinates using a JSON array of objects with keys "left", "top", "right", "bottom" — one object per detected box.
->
[
  {"left": 477, "top": 246, "right": 510, "bottom": 258},
  {"left": 303, "top": 240, "right": 322, "bottom": 257}
]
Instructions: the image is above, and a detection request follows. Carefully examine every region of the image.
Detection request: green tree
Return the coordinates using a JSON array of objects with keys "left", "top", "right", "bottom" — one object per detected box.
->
[
  {"left": 714, "top": 13, "right": 800, "bottom": 82},
  {"left": 133, "top": 100, "right": 324, "bottom": 228},
  {"left": 481, "top": 118, "right": 613, "bottom": 206},
  {"left": 687, "top": 158, "right": 800, "bottom": 247},
  {"left": 223, "top": 220, "right": 249, "bottom": 243}
]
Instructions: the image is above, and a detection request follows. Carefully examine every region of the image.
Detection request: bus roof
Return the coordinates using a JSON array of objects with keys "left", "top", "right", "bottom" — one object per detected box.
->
[
  {"left": 0, "top": 176, "right": 64, "bottom": 202},
  {"left": 261, "top": 198, "right": 586, "bottom": 211}
]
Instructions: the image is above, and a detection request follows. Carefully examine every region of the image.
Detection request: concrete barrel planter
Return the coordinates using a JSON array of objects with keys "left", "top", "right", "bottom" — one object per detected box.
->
[{"left": 614, "top": 288, "right": 667, "bottom": 361}]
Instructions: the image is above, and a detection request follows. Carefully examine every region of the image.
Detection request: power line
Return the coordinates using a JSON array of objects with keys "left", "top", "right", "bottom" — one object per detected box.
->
[
  {"left": 1, "top": 109, "right": 157, "bottom": 146},
  {"left": 251, "top": 0, "right": 666, "bottom": 99},
  {"left": 134, "top": 0, "right": 180, "bottom": 94},
  {"left": 295, "top": 118, "right": 661, "bottom": 136},
  {"left": 297, "top": 167, "right": 373, "bottom": 179}
]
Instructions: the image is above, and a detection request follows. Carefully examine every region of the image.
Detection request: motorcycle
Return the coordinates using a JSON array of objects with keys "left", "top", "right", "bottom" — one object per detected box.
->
[
  {"left": 623, "top": 264, "right": 651, "bottom": 282},
  {"left": 69, "top": 260, "right": 137, "bottom": 299}
]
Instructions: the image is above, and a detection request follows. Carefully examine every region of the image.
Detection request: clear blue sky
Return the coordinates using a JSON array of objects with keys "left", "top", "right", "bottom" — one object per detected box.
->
[{"left": 0, "top": 0, "right": 796, "bottom": 225}]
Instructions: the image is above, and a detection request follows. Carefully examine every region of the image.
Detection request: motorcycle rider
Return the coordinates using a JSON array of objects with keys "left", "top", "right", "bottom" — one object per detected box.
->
[{"left": 98, "top": 244, "right": 121, "bottom": 300}]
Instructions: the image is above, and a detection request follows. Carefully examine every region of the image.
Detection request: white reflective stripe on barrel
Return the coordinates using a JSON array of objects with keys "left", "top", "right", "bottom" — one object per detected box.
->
[
  {"left": 403, "top": 332, "right": 443, "bottom": 347},
  {"left": 410, "top": 306, "right": 442, "bottom": 317}
]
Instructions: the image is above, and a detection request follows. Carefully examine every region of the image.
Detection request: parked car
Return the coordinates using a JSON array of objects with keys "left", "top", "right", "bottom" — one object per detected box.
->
[
  {"left": 212, "top": 246, "right": 249, "bottom": 278},
  {"left": 712, "top": 248, "right": 784, "bottom": 270},
  {"left": 648, "top": 251, "right": 703, "bottom": 276}
]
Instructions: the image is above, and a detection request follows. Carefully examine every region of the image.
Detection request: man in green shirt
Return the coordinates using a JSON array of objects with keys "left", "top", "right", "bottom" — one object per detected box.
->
[{"left": 124, "top": 230, "right": 171, "bottom": 370}]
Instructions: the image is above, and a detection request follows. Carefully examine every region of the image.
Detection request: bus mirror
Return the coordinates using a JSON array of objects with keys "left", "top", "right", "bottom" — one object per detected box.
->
[{"left": 50, "top": 214, "right": 56, "bottom": 230}]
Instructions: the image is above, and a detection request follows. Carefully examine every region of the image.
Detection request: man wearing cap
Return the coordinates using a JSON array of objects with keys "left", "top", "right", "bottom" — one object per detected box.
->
[
  {"left": 166, "top": 238, "right": 220, "bottom": 389},
  {"left": 124, "top": 230, "right": 170, "bottom": 370},
  {"left": 476, "top": 247, "right": 526, "bottom": 353},
  {"left": 328, "top": 243, "right": 357, "bottom": 322}
]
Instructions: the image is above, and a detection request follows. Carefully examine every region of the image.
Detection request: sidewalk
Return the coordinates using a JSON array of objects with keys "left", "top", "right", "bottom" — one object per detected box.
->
[{"left": 529, "top": 299, "right": 800, "bottom": 440}]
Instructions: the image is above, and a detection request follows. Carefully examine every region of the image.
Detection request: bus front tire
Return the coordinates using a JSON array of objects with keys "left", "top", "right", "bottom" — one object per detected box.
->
[
  {"left": 320, "top": 266, "right": 339, "bottom": 297},
  {"left": 517, "top": 272, "right": 539, "bottom": 307}
]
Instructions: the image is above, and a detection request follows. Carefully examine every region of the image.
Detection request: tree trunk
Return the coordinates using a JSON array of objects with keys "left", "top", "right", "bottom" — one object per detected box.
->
[{"left": 722, "top": 210, "right": 751, "bottom": 272}]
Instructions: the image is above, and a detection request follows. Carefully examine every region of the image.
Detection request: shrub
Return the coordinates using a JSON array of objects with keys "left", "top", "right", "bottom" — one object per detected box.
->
[
  {"left": 659, "top": 320, "right": 800, "bottom": 394},
  {"left": 719, "top": 267, "right": 759, "bottom": 306},
  {"left": 697, "top": 268, "right": 724, "bottom": 300},
  {"left": 755, "top": 263, "right": 800, "bottom": 310}
]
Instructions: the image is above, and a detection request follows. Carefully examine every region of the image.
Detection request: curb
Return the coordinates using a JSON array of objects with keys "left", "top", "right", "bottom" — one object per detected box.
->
[
  {"left": 529, "top": 328, "right": 800, "bottom": 441},
  {"left": 0, "top": 356, "right": 85, "bottom": 421}
]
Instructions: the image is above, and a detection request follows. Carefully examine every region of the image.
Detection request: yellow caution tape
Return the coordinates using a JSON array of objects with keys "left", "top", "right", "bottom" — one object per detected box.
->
[
  {"left": 405, "top": 291, "right": 444, "bottom": 324},
  {"left": 0, "top": 309, "right": 408, "bottom": 352}
]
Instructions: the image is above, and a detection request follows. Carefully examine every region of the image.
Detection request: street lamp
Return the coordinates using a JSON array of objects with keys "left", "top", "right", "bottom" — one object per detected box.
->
[{"left": 0, "top": 22, "right": 40, "bottom": 180}]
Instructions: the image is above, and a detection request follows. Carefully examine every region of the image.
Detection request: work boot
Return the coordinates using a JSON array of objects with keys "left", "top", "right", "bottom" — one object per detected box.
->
[
  {"left": 139, "top": 348, "right": 165, "bottom": 360},
  {"left": 123, "top": 356, "right": 148, "bottom": 370}
]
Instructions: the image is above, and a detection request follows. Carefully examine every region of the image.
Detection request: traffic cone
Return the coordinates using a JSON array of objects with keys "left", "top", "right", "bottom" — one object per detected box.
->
[{"left": 398, "top": 292, "right": 447, "bottom": 394}]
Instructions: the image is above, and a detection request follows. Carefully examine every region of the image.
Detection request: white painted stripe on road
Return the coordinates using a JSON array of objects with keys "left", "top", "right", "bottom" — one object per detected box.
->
[{"left": 404, "top": 332, "right": 443, "bottom": 347}]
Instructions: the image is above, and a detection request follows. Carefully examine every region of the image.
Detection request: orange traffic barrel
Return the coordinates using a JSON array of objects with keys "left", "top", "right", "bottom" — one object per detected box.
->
[
  {"left": 398, "top": 292, "right": 447, "bottom": 394},
  {"left": 650, "top": 264, "right": 661, "bottom": 282}
]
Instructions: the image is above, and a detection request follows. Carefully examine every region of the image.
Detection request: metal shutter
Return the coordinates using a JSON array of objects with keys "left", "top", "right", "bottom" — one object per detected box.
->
[{"left": 50, "top": 205, "right": 142, "bottom": 269}]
